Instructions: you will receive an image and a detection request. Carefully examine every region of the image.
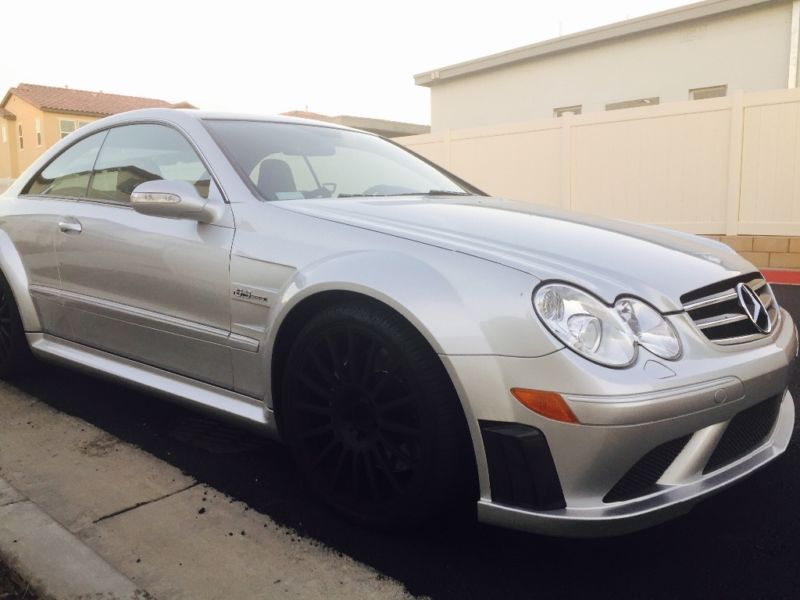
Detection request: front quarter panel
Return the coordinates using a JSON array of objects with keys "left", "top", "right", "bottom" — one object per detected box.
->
[
  {"left": 228, "top": 203, "right": 563, "bottom": 402},
  {"left": 274, "top": 249, "right": 546, "bottom": 351}
]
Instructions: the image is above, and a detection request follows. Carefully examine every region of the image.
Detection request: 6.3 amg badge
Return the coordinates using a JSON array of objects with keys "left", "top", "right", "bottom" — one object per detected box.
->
[{"left": 232, "top": 287, "right": 270, "bottom": 306}]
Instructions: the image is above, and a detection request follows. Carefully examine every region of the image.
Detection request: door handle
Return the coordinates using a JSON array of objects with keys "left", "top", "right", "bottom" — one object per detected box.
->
[{"left": 58, "top": 217, "right": 82, "bottom": 234}]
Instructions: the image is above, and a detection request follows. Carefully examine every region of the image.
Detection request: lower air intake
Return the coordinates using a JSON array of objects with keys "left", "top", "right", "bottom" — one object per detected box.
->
[
  {"left": 703, "top": 395, "right": 781, "bottom": 474},
  {"left": 604, "top": 435, "right": 691, "bottom": 503}
]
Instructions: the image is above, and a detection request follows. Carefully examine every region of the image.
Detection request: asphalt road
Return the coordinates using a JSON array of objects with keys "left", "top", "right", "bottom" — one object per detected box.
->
[{"left": 9, "top": 286, "right": 800, "bottom": 600}]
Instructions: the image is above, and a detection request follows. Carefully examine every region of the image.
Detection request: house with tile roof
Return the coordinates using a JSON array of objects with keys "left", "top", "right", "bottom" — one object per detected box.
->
[{"left": 0, "top": 83, "right": 193, "bottom": 178}]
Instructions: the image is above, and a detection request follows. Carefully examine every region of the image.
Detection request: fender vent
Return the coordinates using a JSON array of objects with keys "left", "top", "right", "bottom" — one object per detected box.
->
[{"left": 480, "top": 421, "right": 566, "bottom": 510}]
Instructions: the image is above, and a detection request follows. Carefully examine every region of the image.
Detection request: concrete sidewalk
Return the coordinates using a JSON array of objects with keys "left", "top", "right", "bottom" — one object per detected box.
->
[
  {"left": 0, "top": 478, "right": 146, "bottom": 599},
  {"left": 0, "top": 380, "right": 413, "bottom": 600}
]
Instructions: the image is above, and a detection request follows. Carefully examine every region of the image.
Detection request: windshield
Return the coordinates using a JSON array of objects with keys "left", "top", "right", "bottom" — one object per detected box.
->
[{"left": 204, "top": 119, "right": 476, "bottom": 201}]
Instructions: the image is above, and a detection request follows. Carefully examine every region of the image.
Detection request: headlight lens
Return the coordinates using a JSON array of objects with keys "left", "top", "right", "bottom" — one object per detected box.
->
[
  {"left": 533, "top": 284, "right": 681, "bottom": 367},
  {"left": 615, "top": 298, "right": 681, "bottom": 360}
]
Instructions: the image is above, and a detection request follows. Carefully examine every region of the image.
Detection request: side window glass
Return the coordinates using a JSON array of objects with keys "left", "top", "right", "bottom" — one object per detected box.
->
[
  {"left": 88, "top": 124, "right": 211, "bottom": 203},
  {"left": 24, "top": 132, "right": 107, "bottom": 198}
]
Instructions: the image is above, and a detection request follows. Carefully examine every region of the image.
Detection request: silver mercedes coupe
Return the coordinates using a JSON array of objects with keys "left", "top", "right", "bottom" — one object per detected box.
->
[{"left": 0, "top": 109, "right": 795, "bottom": 536}]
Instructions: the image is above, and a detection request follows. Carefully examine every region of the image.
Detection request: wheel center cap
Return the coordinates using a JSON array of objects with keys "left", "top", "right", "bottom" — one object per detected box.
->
[{"left": 333, "top": 388, "right": 377, "bottom": 446}]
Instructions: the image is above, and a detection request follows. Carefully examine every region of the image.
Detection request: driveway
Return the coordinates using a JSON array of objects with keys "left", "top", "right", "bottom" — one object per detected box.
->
[{"left": 2, "top": 285, "right": 799, "bottom": 599}]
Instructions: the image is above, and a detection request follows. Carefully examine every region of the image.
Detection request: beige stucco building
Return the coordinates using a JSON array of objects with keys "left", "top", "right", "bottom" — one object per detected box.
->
[
  {"left": 416, "top": 0, "right": 800, "bottom": 131},
  {"left": 0, "top": 83, "right": 191, "bottom": 179}
]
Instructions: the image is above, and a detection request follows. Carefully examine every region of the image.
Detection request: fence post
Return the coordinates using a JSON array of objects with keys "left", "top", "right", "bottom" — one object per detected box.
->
[
  {"left": 788, "top": 0, "right": 800, "bottom": 88},
  {"left": 725, "top": 90, "right": 745, "bottom": 236},
  {"left": 560, "top": 114, "right": 572, "bottom": 209},
  {"left": 444, "top": 128, "right": 452, "bottom": 170}
]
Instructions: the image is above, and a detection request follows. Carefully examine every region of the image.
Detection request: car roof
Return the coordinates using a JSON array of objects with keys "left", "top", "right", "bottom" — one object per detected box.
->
[{"left": 92, "top": 108, "right": 360, "bottom": 133}]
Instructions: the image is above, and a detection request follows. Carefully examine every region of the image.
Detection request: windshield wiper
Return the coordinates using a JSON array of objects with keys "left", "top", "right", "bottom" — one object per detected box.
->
[
  {"left": 418, "top": 190, "right": 472, "bottom": 196},
  {"left": 387, "top": 190, "right": 472, "bottom": 197},
  {"left": 336, "top": 193, "right": 383, "bottom": 198},
  {"left": 336, "top": 190, "right": 472, "bottom": 199}
]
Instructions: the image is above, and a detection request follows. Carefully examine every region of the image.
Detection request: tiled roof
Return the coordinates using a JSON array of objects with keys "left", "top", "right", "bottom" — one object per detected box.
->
[
  {"left": 2, "top": 83, "right": 193, "bottom": 117},
  {"left": 0, "top": 107, "right": 15, "bottom": 120}
]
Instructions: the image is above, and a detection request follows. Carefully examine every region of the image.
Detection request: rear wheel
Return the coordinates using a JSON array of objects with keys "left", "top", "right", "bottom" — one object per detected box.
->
[
  {"left": 0, "top": 272, "right": 33, "bottom": 378},
  {"left": 281, "top": 302, "right": 473, "bottom": 528}
]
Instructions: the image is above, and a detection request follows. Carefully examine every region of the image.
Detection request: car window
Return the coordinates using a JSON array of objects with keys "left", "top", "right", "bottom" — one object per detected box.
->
[
  {"left": 205, "top": 120, "right": 472, "bottom": 201},
  {"left": 24, "top": 132, "right": 107, "bottom": 198},
  {"left": 88, "top": 124, "right": 211, "bottom": 203},
  {"left": 250, "top": 152, "right": 318, "bottom": 199},
  {"left": 306, "top": 147, "right": 441, "bottom": 196}
]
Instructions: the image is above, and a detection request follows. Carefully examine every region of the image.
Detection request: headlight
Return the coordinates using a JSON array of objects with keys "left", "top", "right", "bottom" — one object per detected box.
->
[
  {"left": 615, "top": 298, "right": 681, "bottom": 360},
  {"left": 533, "top": 283, "right": 681, "bottom": 368}
]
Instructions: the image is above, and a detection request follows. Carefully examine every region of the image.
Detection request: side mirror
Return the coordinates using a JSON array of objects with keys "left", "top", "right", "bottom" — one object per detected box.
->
[{"left": 130, "top": 180, "right": 224, "bottom": 224}]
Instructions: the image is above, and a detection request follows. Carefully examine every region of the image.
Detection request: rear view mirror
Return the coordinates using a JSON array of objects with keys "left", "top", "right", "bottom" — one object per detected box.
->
[{"left": 130, "top": 180, "right": 223, "bottom": 224}]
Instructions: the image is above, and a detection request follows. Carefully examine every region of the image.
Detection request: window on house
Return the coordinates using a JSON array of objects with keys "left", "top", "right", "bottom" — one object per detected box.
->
[
  {"left": 689, "top": 85, "right": 727, "bottom": 100},
  {"left": 18, "top": 124, "right": 23, "bottom": 150},
  {"left": 59, "top": 120, "right": 77, "bottom": 139},
  {"left": 77, "top": 121, "right": 89, "bottom": 128},
  {"left": 605, "top": 97, "right": 660, "bottom": 111},
  {"left": 553, "top": 105, "right": 582, "bottom": 118},
  {"left": 35, "top": 119, "right": 42, "bottom": 146}
]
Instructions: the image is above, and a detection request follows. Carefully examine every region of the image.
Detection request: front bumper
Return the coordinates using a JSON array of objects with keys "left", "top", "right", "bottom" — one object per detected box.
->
[
  {"left": 478, "top": 388, "right": 793, "bottom": 537},
  {"left": 442, "top": 307, "right": 798, "bottom": 537}
]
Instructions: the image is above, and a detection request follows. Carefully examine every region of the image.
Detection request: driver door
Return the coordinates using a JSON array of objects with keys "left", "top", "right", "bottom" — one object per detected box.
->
[{"left": 53, "top": 123, "right": 235, "bottom": 389}]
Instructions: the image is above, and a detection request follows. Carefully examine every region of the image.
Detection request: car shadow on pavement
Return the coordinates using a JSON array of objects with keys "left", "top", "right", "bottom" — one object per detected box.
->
[{"left": 9, "top": 285, "right": 800, "bottom": 600}]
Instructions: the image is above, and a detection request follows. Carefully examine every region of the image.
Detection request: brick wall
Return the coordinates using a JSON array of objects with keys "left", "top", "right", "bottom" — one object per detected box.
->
[{"left": 705, "top": 236, "right": 800, "bottom": 269}]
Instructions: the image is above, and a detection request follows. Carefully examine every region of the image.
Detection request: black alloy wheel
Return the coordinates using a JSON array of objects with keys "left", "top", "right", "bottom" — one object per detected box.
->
[{"left": 282, "top": 302, "right": 473, "bottom": 527}]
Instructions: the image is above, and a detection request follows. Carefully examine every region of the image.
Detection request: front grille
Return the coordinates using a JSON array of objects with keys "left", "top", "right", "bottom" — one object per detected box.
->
[
  {"left": 681, "top": 273, "right": 779, "bottom": 345},
  {"left": 703, "top": 395, "right": 781, "bottom": 473},
  {"left": 604, "top": 435, "right": 691, "bottom": 503}
]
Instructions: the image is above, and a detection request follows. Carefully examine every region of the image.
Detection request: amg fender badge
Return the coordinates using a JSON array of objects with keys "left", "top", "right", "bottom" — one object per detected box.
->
[{"left": 232, "top": 287, "right": 270, "bottom": 306}]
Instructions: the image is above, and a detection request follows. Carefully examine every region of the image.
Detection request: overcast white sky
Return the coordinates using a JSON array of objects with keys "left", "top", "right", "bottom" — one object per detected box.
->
[{"left": 1, "top": 0, "right": 694, "bottom": 124}]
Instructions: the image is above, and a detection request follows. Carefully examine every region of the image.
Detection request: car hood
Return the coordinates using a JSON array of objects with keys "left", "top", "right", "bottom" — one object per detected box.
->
[{"left": 274, "top": 196, "right": 754, "bottom": 312}]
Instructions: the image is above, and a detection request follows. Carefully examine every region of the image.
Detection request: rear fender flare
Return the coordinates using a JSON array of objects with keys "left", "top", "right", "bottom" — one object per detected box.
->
[{"left": 0, "top": 230, "right": 40, "bottom": 332}]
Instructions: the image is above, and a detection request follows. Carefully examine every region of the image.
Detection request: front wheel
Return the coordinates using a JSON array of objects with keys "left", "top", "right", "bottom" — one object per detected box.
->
[{"left": 281, "top": 302, "right": 474, "bottom": 528}]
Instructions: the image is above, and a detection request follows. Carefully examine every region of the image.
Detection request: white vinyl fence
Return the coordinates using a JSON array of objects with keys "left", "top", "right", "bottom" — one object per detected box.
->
[{"left": 398, "top": 88, "right": 800, "bottom": 237}]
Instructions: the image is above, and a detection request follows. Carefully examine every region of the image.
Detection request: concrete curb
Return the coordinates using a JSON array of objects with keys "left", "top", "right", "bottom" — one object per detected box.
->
[{"left": 0, "top": 477, "right": 151, "bottom": 600}]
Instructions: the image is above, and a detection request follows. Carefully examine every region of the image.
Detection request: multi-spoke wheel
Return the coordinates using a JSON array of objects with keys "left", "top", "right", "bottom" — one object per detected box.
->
[
  {"left": 0, "top": 272, "right": 32, "bottom": 378},
  {"left": 282, "top": 302, "right": 474, "bottom": 527}
]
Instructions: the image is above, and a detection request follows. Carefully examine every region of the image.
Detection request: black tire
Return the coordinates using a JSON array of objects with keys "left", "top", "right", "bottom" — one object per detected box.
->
[
  {"left": 0, "top": 272, "right": 33, "bottom": 378},
  {"left": 281, "top": 301, "right": 474, "bottom": 528}
]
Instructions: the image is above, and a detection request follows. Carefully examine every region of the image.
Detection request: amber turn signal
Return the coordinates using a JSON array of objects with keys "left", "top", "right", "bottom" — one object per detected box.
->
[{"left": 510, "top": 388, "right": 579, "bottom": 424}]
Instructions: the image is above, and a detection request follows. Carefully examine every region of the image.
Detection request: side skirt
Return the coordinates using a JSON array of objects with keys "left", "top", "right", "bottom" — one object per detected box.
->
[{"left": 26, "top": 333, "right": 279, "bottom": 440}]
